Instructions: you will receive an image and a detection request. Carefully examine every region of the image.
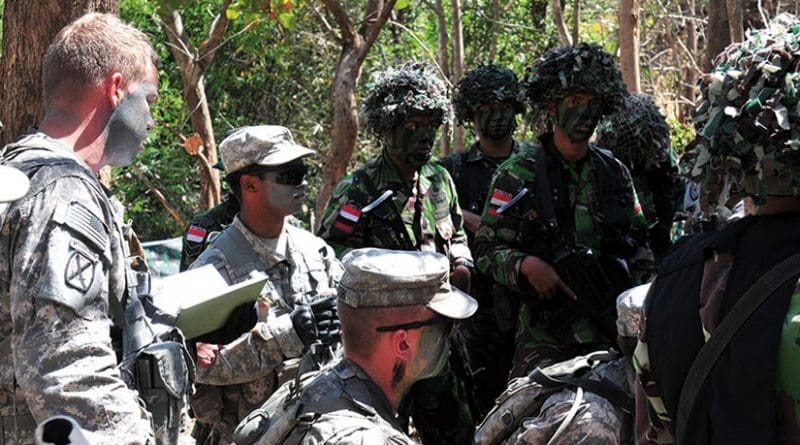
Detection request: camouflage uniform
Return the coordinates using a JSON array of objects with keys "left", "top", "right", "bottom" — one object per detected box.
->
[
  {"left": 179, "top": 193, "right": 239, "bottom": 271},
  {"left": 188, "top": 215, "right": 342, "bottom": 444},
  {"left": 0, "top": 133, "right": 153, "bottom": 444},
  {"left": 634, "top": 15, "right": 800, "bottom": 444},
  {"left": 281, "top": 359, "right": 416, "bottom": 445}
]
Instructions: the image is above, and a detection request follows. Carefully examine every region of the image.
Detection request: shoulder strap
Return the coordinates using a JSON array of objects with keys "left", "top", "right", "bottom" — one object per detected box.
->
[
  {"left": 676, "top": 253, "right": 800, "bottom": 443},
  {"left": 534, "top": 146, "right": 561, "bottom": 239}
]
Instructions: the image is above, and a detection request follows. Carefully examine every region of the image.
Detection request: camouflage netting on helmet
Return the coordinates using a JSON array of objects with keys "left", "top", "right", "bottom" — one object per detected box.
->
[
  {"left": 524, "top": 43, "right": 627, "bottom": 131},
  {"left": 452, "top": 64, "right": 526, "bottom": 126},
  {"left": 684, "top": 14, "right": 800, "bottom": 205},
  {"left": 361, "top": 62, "right": 451, "bottom": 138},
  {"left": 597, "top": 93, "right": 671, "bottom": 170}
]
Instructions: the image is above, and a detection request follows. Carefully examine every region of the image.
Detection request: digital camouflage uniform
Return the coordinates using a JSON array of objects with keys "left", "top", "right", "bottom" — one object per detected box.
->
[
  {"left": 189, "top": 216, "right": 342, "bottom": 444},
  {"left": 437, "top": 63, "right": 531, "bottom": 415},
  {"left": 318, "top": 63, "right": 475, "bottom": 445},
  {"left": 180, "top": 193, "right": 239, "bottom": 271},
  {"left": 0, "top": 133, "right": 153, "bottom": 444},
  {"left": 597, "top": 93, "right": 680, "bottom": 259},
  {"left": 634, "top": 15, "right": 800, "bottom": 444}
]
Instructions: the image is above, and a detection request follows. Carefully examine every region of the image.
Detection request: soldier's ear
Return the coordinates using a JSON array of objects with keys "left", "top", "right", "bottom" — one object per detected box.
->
[
  {"left": 104, "top": 72, "right": 125, "bottom": 107},
  {"left": 390, "top": 330, "right": 413, "bottom": 361},
  {"left": 241, "top": 174, "right": 260, "bottom": 194}
]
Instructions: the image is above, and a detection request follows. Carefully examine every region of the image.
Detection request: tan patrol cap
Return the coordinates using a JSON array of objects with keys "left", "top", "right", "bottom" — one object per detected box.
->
[
  {"left": 219, "top": 125, "right": 315, "bottom": 175},
  {"left": 0, "top": 165, "right": 29, "bottom": 203},
  {"left": 338, "top": 248, "right": 478, "bottom": 320}
]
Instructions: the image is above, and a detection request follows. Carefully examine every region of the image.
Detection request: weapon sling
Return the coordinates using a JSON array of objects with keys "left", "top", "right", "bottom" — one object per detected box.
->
[
  {"left": 354, "top": 169, "right": 419, "bottom": 250},
  {"left": 676, "top": 253, "right": 800, "bottom": 443}
]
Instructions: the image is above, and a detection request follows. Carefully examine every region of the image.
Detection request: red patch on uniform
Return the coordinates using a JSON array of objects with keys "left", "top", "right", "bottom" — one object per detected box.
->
[
  {"left": 186, "top": 225, "right": 207, "bottom": 243},
  {"left": 488, "top": 208, "right": 503, "bottom": 218},
  {"left": 334, "top": 220, "right": 355, "bottom": 234},
  {"left": 490, "top": 189, "right": 513, "bottom": 207},
  {"left": 633, "top": 203, "right": 642, "bottom": 215},
  {"left": 339, "top": 204, "right": 362, "bottom": 223}
]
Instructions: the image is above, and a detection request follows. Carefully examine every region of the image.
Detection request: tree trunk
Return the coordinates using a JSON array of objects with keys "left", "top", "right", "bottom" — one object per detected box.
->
[
  {"left": 681, "top": 0, "right": 699, "bottom": 121},
  {"left": 0, "top": 0, "right": 119, "bottom": 146},
  {"left": 315, "top": 45, "right": 364, "bottom": 221},
  {"left": 185, "top": 75, "right": 221, "bottom": 209},
  {"left": 550, "top": 0, "right": 572, "bottom": 46},
  {"left": 451, "top": 0, "right": 466, "bottom": 153},
  {"left": 489, "top": 0, "right": 500, "bottom": 61},
  {"left": 530, "top": 0, "right": 549, "bottom": 29},
  {"left": 432, "top": 0, "right": 451, "bottom": 156},
  {"left": 618, "top": 0, "right": 641, "bottom": 92},
  {"left": 726, "top": 0, "right": 744, "bottom": 43},
  {"left": 572, "top": 0, "right": 581, "bottom": 45},
  {"left": 705, "top": 0, "right": 731, "bottom": 71}
]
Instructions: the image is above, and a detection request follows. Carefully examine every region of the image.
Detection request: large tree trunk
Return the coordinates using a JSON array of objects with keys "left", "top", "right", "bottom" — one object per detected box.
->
[
  {"left": 705, "top": 0, "right": 731, "bottom": 70},
  {"left": 680, "top": 0, "right": 699, "bottom": 121},
  {"left": 618, "top": 0, "right": 641, "bottom": 92},
  {"left": 726, "top": 0, "right": 744, "bottom": 43},
  {"left": 451, "top": 0, "right": 466, "bottom": 153},
  {"left": 0, "top": 0, "right": 119, "bottom": 146},
  {"left": 432, "top": 0, "right": 451, "bottom": 156}
]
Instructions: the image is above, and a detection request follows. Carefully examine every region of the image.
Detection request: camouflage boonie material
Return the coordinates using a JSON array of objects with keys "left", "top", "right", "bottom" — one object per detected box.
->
[
  {"left": 684, "top": 14, "right": 800, "bottom": 206},
  {"left": 189, "top": 216, "right": 342, "bottom": 444},
  {"left": 0, "top": 134, "right": 153, "bottom": 444},
  {"left": 318, "top": 153, "right": 472, "bottom": 264},
  {"left": 218, "top": 125, "right": 315, "bottom": 175},
  {"left": 179, "top": 193, "right": 239, "bottom": 271},
  {"left": 452, "top": 64, "right": 526, "bottom": 126}
]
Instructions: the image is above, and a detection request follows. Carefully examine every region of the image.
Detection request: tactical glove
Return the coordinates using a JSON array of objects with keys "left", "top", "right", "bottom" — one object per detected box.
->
[{"left": 290, "top": 295, "right": 340, "bottom": 348}]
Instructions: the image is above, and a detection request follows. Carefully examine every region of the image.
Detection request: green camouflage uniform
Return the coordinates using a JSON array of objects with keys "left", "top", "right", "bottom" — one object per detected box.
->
[
  {"left": 474, "top": 135, "right": 647, "bottom": 378},
  {"left": 180, "top": 193, "right": 239, "bottom": 272}
]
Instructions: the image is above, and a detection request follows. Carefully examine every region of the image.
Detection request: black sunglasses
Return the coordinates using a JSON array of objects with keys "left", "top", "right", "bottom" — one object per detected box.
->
[
  {"left": 241, "top": 163, "right": 308, "bottom": 186},
  {"left": 375, "top": 314, "right": 452, "bottom": 332}
]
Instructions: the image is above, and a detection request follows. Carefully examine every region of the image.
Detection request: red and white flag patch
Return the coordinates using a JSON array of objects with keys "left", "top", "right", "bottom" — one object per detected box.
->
[
  {"left": 186, "top": 225, "right": 207, "bottom": 243},
  {"left": 339, "top": 204, "right": 362, "bottom": 223},
  {"left": 490, "top": 189, "right": 513, "bottom": 207}
]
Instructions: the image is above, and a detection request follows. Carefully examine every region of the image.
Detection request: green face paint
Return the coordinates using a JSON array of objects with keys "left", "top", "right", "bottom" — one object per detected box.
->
[
  {"left": 475, "top": 104, "right": 516, "bottom": 140},
  {"left": 556, "top": 98, "right": 604, "bottom": 143},
  {"left": 408, "top": 318, "right": 451, "bottom": 382},
  {"left": 385, "top": 118, "right": 439, "bottom": 169},
  {"left": 104, "top": 82, "right": 157, "bottom": 167}
]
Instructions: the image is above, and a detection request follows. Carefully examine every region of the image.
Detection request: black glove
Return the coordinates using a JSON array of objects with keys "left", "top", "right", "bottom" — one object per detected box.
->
[{"left": 290, "top": 295, "right": 340, "bottom": 348}]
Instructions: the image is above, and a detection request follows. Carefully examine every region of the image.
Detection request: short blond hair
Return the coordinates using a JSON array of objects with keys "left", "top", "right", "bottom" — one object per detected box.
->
[{"left": 42, "top": 13, "right": 158, "bottom": 105}]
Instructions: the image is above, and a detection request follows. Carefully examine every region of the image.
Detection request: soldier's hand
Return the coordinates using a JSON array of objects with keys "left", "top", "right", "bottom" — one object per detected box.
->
[
  {"left": 196, "top": 342, "right": 221, "bottom": 369},
  {"left": 519, "top": 255, "right": 577, "bottom": 300},
  {"left": 309, "top": 295, "right": 340, "bottom": 346},
  {"left": 290, "top": 304, "right": 318, "bottom": 347},
  {"left": 461, "top": 209, "right": 482, "bottom": 235},
  {"left": 450, "top": 264, "right": 472, "bottom": 293}
]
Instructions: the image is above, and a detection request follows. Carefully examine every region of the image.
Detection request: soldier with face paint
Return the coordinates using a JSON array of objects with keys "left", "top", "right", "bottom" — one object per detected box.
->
[
  {"left": 437, "top": 64, "right": 533, "bottom": 415},
  {"left": 187, "top": 125, "right": 343, "bottom": 445},
  {"left": 318, "top": 62, "right": 476, "bottom": 445},
  {"left": 473, "top": 43, "right": 650, "bottom": 379}
]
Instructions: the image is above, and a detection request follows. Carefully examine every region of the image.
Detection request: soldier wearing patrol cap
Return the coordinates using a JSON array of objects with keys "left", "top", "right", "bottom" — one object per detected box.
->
[
  {"left": 235, "top": 248, "right": 478, "bottom": 445},
  {"left": 187, "top": 125, "right": 343, "bottom": 444}
]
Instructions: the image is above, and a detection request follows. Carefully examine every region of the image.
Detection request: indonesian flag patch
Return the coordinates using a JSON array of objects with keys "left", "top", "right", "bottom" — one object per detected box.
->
[
  {"left": 339, "top": 204, "right": 362, "bottom": 223},
  {"left": 490, "top": 189, "right": 513, "bottom": 207},
  {"left": 633, "top": 203, "right": 643, "bottom": 215},
  {"left": 186, "top": 225, "right": 207, "bottom": 243}
]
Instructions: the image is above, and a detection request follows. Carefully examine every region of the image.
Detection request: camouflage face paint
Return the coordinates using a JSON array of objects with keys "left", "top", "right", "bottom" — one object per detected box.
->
[
  {"left": 408, "top": 318, "right": 451, "bottom": 381},
  {"left": 475, "top": 104, "right": 516, "bottom": 140},
  {"left": 103, "top": 82, "right": 156, "bottom": 167},
  {"left": 385, "top": 122, "right": 439, "bottom": 169},
  {"left": 555, "top": 98, "right": 604, "bottom": 143},
  {"left": 265, "top": 177, "right": 306, "bottom": 215}
]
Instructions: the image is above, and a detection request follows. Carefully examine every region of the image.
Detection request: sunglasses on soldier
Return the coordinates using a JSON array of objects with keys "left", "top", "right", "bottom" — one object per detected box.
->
[
  {"left": 375, "top": 314, "right": 453, "bottom": 333},
  {"left": 240, "top": 162, "right": 309, "bottom": 186}
]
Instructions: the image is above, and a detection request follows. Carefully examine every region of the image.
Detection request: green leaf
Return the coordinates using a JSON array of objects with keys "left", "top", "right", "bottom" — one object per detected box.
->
[
  {"left": 278, "top": 12, "right": 296, "bottom": 29},
  {"left": 395, "top": 0, "right": 411, "bottom": 10},
  {"left": 226, "top": 3, "right": 243, "bottom": 20}
]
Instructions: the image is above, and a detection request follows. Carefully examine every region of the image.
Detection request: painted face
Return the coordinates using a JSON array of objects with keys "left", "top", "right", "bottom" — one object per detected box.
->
[
  {"left": 263, "top": 161, "right": 308, "bottom": 215},
  {"left": 385, "top": 114, "right": 440, "bottom": 169},
  {"left": 475, "top": 102, "right": 516, "bottom": 140},
  {"left": 555, "top": 93, "right": 603, "bottom": 143},
  {"left": 407, "top": 315, "right": 452, "bottom": 382},
  {"left": 103, "top": 68, "right": 158, "bottom": 167}
]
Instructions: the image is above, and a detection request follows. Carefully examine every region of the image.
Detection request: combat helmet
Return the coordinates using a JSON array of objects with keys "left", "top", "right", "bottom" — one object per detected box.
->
[
  {"left": 684, "top": 14, "right": 800, "bottom": 205},
  {"left": 597, "top": 93, "right": 671, "bottom": 170},
  {"left": 524, "top": 43, "right": 628, "bottom": 130},
  {"left": 361, "top": 62, "right": 451, "bottom": 138},
  {"left": 452, "top": 64, "right": 526, "bottom": 126}
]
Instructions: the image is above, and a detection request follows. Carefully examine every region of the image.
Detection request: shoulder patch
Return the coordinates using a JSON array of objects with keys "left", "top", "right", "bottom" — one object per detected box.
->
[
  {"left": 53, "top": 201, "right": 109, "bottom": 254},
  {"left": 186, "top": 224, "right": 208, "bottom": 243},
  {"left": 64, "top": 248, "right": 97, "bottom": 292}
]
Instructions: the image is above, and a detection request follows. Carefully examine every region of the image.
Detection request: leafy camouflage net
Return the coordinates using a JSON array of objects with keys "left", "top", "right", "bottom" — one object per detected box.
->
[
  {"left": 361, "top": 62, "right": 451, "bottom": 138},
  {"left": 684, "top": 14, "right": 800, "bottom": 205},
  {"left": 524, "top": 43, "right": 627, "bottom": 131},
  {"left": 597, "top": 93, "right": 671, "bottom": 170},
  {"left": 452, "top": 64, "right": 526, "bottom": 126}
]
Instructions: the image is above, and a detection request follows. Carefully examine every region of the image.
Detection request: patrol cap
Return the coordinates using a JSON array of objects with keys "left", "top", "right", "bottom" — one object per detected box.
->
[
  {"left": 219, "top": 125, "right": 315, "bottom": 175},
  {"left": 0, "top": 165, "right": 29, "bottom": 203},
  {"left": 338, "top": 248, "right": 478, "bottom": 320}
]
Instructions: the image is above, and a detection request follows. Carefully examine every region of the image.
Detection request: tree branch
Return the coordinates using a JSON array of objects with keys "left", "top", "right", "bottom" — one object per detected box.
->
[
  {"left": 323, "top": 0, "right": 357, "bottom": 45},
  {"left": 199, "top": 0, "right": 233, "bottom": 67},
  {"left": 361, "top": 0, "right": 398, "bottom": 58},
  {"left": 160, "top": 10, "right": 194, "bottom": 68},
  {"left": 313, "top": 3, "right": 340, "bottom": 42}
]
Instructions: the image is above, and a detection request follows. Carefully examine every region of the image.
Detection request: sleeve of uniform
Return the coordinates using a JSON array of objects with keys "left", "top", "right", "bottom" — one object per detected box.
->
[
  {"left": 288, "top": 416, "right": 414, "bottom": 445},
  {"left": 442, "top": 168, "right": 473, "bottom": 263},
  {"left": 633, "top": 311, "right": 675, "bottom": 444},
  {"left": 8, "top": 177, "right": 152, "bottom": 443},
  {"left": 179, "top": 214, "right": 214, "bottom": 272},
  {"left": 317, "top": 175, "right": 367, "bottom": 259},
  {"left": 194, "top": 313, "right": 303, "bottom": 385},
  {"left": 472, "top": 158, "right": 532, "bottom": 293}
]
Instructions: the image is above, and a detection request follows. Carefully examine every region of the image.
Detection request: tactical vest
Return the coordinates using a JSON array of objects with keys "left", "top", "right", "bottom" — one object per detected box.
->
[{"left": 0, "top": 136, "right": 192, "bottom": 444}]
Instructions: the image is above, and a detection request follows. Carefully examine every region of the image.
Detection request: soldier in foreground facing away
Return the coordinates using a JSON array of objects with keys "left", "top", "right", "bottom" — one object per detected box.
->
[
  {"left": 188, "top": 125, "right": 343, "bottom": 445},
  {"left": 473, "top": 43, "right": 650, "bottom": 379},
  {"left": 233, "top": 248, "right": 479, "bottom": 445},
  {"left": 437, "top": 63, "right": 532, "bottom": 415},
  {"left": 635, "top": 14, "right": 800, "bottom": 444},
  {"left": 318, "top": 62, "right": 476, "bottom": 444},
  {"left": 597, "top": 93, "right": 680, "bottom": 261},
  {"left": 0, "top": 13, "right": 165, "bottom": 444}
]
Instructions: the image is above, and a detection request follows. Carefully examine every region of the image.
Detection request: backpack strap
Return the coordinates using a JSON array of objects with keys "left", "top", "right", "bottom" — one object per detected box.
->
[{"left": 676, "top": 253, "right": 800, "bottom": 443}]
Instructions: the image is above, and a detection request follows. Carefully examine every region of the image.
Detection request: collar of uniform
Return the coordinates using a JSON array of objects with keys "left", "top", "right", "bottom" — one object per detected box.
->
[
  {"left": 377, "top": 152, "right": 419, "bottom": 191},
  {"left": 5, "top": 132, "right": 96, "bottom": 175},
  {"left": 337, "top": 358, "right": 402, "bottom": 423},
  {"left": 465, "top": 139, "right": 523, "bottom": 163},
  {"left": 231, "top": 215, "right": 288, "bottom": 267}
]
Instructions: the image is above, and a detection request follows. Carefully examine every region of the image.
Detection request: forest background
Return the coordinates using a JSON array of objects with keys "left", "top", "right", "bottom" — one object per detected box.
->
[{"left": 0, "top": 0, "right": 793, "bottom": 241}]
